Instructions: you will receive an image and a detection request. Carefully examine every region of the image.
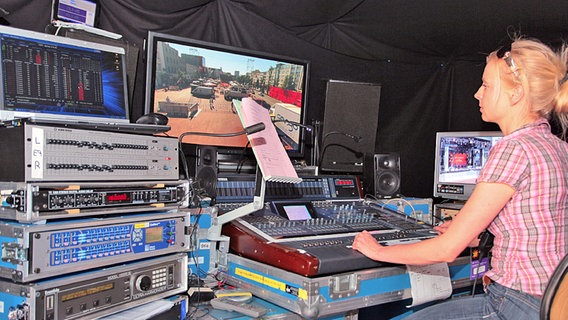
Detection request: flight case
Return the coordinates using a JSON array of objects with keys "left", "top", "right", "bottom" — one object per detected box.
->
[{"left": 223, "top": 253, "right": 473, "bottom": 319}]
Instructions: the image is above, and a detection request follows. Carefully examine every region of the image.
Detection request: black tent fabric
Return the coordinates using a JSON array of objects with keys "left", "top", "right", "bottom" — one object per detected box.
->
[{"left": 3, "top": 0, "right": 568, "bottom": 198}]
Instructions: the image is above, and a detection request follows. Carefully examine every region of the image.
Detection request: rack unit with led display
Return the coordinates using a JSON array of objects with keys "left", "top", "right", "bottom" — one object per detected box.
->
[
  {"left": 0, "top": 180, "right": 189, "bottom": 222},
  {"left": 0, "top": 253, "right": 188, "bottom": 320},
  {"left": 0, "top": 211, "right": 190, "bottom": 282}
]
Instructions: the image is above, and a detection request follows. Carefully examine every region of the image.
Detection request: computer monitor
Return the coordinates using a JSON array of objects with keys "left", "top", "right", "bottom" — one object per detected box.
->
[
  {"left": 433, "top": 131, "right": 503, "bottom": 201},
  {"left": 0, "top": 25, "right": 130, "bottom": 124},
  {"left": 51, "top": 0, "right": 99, "bottom": 27},
  {"left": 143, "top": 31, "right": 310, "bottom": 158}
]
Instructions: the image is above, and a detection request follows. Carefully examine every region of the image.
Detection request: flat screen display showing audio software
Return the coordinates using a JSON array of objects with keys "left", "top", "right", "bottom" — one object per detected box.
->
[
  {"left": 433, "top": 131, "right": 503, "bottom": 201},
  {"left": 0, "top": 25, "right": 130, "bottom": 123},
  {"left": 144, "top": 31, "right": 310, "bottom": 158}
]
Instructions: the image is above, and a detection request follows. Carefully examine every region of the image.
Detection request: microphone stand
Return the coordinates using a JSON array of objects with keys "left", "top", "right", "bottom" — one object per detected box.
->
[
  {"left": 272, "top": 118, "right": 320, "bottom": 173},
  {"left": 311, "top": 120, "right": 321, "bottom": 167},
  {"left": 178, "top": 123, "right": 265, "bottom": 188},
  {"left": 177, "top": 122, "right": 268, "bottom": 259}
]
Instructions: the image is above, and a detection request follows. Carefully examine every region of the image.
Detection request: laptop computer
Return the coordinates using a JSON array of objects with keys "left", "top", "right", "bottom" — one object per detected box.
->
[
  {"left": 51, "top": 0, "right": 99, "bottom": 28},
  {"left": 50, "top": 0, "right": 122, "bottom": 39},
  {"left": 0, "top": 25, "right": 169, "bottom": 134}
]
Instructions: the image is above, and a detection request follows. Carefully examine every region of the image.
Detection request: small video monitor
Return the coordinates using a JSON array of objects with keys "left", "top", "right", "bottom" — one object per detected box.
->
[
  {"left": 272, "top": 201, "right": 317, "bottom": 221},
  {"left": 52, "top": 0, "right": 99, "bottom": 27}
]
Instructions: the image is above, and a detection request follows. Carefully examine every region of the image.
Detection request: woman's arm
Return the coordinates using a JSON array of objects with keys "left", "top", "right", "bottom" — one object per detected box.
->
[{"left": 351, "top": 182, "right": 514, "bottom": 265}]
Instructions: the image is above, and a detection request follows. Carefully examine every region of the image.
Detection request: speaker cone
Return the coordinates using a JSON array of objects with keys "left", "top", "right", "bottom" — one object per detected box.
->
[
  {"left": 376, "top": 170, "right": 400, "bottom": 196},
  {"left": 196, "top": 166, "right": 217, "bottom": 198}
]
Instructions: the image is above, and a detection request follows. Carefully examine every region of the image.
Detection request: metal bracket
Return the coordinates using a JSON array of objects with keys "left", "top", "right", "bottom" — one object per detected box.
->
[
  {"left": 328, "top": 273, "right": 361, "bottom": 300},
  {"left": 1, "top": 242, "right": 27, "bottom": 265}
]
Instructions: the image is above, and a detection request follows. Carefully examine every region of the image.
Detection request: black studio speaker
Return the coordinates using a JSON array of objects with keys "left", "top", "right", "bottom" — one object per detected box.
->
[
  {"left": 374, "top": 153, "right": 401, "bottom": 198},
  {"left": 321, "top": 80, "right": 381, "bottom": 173},
  {"left": 195, "top": 146, "right": 218, "bottom": 198}
]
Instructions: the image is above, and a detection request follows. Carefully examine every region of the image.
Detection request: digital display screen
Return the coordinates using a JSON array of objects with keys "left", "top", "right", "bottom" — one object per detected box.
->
[
  {"left": 0, "top": 27, "right": 129, "bottom": 123},
  {"left": 273, "top": 201, "right": 316, "bottom": 221},
  {"left": 145, "top": 227, "right": 163, "bottom": 243},
  {"left": 105, "top": 192, "right": 131, "bottom": 204},
  {"left": 144, "top": 31, "right": 310, "bottom": 158},
  {"left": 61, "top": 283, "right": 114, "bottom": 302},
  {"left": 434, "top": 131, "right": 502, "bottom": 201},
  {"left": 282, "top": 205, "right": 312, "bottom": 221},
  {"left": 335, "top": 179, "right": 354, "bottom": 186},
  {"left": 55, "top": 0, "right": 98, "bottom": 27}
]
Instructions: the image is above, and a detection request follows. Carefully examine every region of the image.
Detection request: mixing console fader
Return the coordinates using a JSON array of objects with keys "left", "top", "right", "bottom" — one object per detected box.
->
[{"left": 216, "top": 174, "right": 361, "bottom": 205}]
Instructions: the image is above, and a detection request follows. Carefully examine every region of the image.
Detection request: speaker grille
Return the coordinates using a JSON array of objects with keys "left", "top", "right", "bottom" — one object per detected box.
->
[
  {"left": 374, "top": 153, "right": 401, "bottom": 198},
  {"left": 321, "top": 80, "right": 381, "bottom": 173},
  {"left": 196, "top": 147, "right": 218, "bottom": 198},
  {"left": 196, "top": 166, "right": 217, "bottom": 198}
]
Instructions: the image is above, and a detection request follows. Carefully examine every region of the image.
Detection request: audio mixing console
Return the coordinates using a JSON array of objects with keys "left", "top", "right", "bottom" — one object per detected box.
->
[
  {"left": 214, "top": 174, "right": 435, "bottom": 277},
  {"left": 222, "top": 200, "right": 435, "bottom": 276}
]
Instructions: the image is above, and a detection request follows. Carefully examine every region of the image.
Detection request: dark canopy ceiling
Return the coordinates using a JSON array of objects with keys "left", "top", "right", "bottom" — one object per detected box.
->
[
  {"left": 5, "top": 0, "right": 568, "bottom": 62},
  {"left": 240, "top": 0, "right": 568, "bottom": 61}
]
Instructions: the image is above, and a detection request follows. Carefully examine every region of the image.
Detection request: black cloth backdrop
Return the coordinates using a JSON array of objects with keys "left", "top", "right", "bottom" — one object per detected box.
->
[{"left": 4, "top": 0, "right": 568, "bottom": 198}]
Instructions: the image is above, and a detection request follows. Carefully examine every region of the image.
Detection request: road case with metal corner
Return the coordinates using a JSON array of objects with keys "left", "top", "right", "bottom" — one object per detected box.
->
[{"left": 222, "top": 253, "right": 473, "bottom": 320}]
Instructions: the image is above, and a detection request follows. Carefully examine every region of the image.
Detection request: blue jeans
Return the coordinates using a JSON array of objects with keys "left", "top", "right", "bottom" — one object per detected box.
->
[{"left": 403, "top": 282, "right": 540, "bottom": 320}]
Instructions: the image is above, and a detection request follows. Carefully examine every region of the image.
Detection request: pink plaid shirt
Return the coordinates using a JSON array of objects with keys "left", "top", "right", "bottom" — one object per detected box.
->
[{"left": 477, "top": 118, "right": 568, "bottom": 296}]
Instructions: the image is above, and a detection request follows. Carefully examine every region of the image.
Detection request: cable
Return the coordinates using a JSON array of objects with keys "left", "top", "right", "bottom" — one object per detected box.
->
[
  {"left": 178, "top": 122, "right": 265, "bottom": 141},
  {"left": 471, "top": 230, "right": 494, "bottom": 296},
  {"left": 272, "top": 119, "right": 314, "bottom": 132},
  {"left": 318, "top": 131, "right": 363, "bottom": 168},
  {"left": 322, "top": 130, "right": 362, "bottom": 144},
  {"left": 379, "top": 197, "right": 418, "bottom": 221},
  {"left": 177, "top": 122, "right": 265, "bottom": 200},
  {"left": 236, "top": 141, "right": 251, "bottom": 174}
]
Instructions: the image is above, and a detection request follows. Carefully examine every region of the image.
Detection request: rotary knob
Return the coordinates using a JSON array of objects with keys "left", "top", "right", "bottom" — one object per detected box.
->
[{"left": 135, "top": 275, "right": 152, "bottom": 291}]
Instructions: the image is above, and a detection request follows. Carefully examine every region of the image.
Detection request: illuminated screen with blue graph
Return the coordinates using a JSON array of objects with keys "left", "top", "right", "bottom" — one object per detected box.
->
[{"left": 0, "top": 25, "right": 129, "bottom": 123}]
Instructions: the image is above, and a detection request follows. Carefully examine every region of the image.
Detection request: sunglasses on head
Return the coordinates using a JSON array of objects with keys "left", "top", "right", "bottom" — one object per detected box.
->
[
  {"left": 496, "top": 42, "right": 521, "bottom": 80},
  {"left": 496, "top": 43, "right": 512, "bottom": 59}
]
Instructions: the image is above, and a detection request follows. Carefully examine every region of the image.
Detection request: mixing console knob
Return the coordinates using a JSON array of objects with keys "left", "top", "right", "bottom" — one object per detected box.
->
[{"left": 5, "top": 195, "right": 14, "bottom": 205}]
